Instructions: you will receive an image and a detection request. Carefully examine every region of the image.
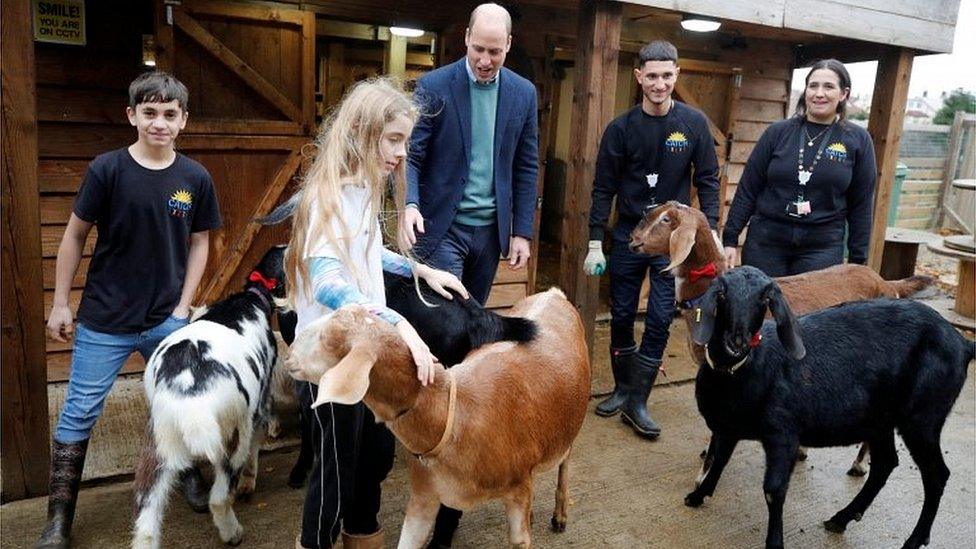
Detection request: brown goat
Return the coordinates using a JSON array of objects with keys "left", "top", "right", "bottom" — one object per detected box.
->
[
  {"left": 628, "top": 201, "right": 934, "bottom": 475},
  {"left": 285, "top": 288, "right": 590, "bottom": 548}
]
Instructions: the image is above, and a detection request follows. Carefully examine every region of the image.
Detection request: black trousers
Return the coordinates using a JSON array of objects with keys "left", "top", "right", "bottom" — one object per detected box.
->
[
  {"left": 298, "top": 381, "right": 395, "bottom": 548},
  {"left": 741, "top": 215, "right": 846, "bottom": 277}
]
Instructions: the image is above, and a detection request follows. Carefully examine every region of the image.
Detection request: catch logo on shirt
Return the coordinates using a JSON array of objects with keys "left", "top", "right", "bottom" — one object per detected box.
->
[
  {"left": 168, "top": 189, "right": 193, "bottom": 218},
  {"left": 825, "top": 142, "right": 848, "bottom": 163},
  {"left": 665, "top": 132, "right": 690, "bottom": 153}
]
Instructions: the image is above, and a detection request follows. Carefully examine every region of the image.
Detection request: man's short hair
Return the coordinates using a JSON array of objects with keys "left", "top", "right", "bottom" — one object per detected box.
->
[
  {"left": 468, "top": 3, "right": 512, "bottom": 34},
  {"left": 638, "top": 41, "right": 678, "bottom": 66},
  {"left": 128, "top": 71, "right": 189, "bottom": 110}
]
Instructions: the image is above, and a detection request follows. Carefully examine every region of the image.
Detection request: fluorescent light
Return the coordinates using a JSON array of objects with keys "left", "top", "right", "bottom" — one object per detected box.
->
[
  {"left": 390, "top": 26, "right": 424, "bottom": 38},
  {"left": 681, "top": 15, "right": 721, "bottom": 33}
]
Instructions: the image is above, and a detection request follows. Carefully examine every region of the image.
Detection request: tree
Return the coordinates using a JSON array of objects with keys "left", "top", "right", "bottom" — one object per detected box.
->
[{"left": 933, "top": 89, "right": 976, "bottom": 125}]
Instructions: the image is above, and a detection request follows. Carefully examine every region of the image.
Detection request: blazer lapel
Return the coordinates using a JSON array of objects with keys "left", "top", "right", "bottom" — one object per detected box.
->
[
  {"left": 493, "top": 69, "right": 514, "bottom": 166},
  {"left": 449, "top": 60, "right": 472, "bottom": 166}
]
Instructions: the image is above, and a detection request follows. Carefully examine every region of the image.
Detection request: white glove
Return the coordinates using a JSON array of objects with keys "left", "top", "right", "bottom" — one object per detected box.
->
[{"left": 583, "top": 240, "right": 607, "bottom": 276}]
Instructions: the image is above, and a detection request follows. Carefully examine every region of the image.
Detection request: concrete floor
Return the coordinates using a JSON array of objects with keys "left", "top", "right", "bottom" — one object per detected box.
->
[{"left": 3, "top": 319, "right": 974, "bottom": 548}]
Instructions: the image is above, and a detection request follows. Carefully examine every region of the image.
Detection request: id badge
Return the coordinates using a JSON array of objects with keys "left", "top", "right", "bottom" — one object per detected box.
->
[{"left": 786, "top": 200, "right": 812, "bottom": 218}]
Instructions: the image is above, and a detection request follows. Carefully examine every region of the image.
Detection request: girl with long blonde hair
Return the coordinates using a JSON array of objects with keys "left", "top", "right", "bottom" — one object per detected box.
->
[{"left": 288, "top": 77, "right": 467, "bottom": 549}]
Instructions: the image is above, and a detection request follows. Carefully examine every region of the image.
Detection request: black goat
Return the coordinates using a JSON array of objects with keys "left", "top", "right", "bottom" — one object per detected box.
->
[
  {"left": 284, "top": 271, "right": 538, "bottom": 487},
  {"left": 684, "top": 266, "right": 972, "bottom": 549}
]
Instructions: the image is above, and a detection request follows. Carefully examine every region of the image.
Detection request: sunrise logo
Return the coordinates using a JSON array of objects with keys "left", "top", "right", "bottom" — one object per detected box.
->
[
  {"left": 825, "top": 142, "right": 848, "bottom": 162},
  {"left": 168, "top": 189, "right": 193, "bottom": 218},
  {"left": 665, "top": 131, "right": 690, "bottom": 153}
]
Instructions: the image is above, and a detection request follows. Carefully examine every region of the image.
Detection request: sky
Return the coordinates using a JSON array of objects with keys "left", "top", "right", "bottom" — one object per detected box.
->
[{"left": 790, "top": 0, "right": 976, "bottom": 100}]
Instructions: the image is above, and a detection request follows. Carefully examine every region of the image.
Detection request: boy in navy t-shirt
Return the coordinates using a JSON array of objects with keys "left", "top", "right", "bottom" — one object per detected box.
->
[{"left": 37, "top": 71, "right": 221, "bottom": 548}]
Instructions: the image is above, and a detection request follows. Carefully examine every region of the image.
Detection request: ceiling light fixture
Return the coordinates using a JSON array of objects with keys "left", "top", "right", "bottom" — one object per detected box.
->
[
  {"left": 681, "top": 15, "right": 721, "bottom": 33},
  {"left": 390, "top": 26, "right": 424, "bottom": 38}
]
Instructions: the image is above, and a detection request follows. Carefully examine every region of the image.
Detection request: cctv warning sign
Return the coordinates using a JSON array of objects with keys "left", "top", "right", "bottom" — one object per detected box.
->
[{"left": 33, "top": 0, "right": 86, "bottom": 46}]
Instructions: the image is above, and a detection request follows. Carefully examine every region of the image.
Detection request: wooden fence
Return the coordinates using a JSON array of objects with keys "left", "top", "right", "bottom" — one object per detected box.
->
[{"left": 891, "top": 115, "right": 975, "bottom": 230}]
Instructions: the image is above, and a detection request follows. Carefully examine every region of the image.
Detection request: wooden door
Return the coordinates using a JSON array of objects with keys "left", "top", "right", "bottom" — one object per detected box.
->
[{"left": 156, "top": 0, "right": 315, "bottom": 303}]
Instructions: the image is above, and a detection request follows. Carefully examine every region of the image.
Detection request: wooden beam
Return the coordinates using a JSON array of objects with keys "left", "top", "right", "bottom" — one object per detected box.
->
[
  {"left": 326, "top": 42, "right": 346, "bottom": 113},
  {"left": 185, "top": 0, "right": 307, "bottom": 26},
  {"left": 867, "top": 47, "right": 914, "bottom": 271},
  {"left": 154, "top": 0, "right": 176, "bottom": 73},
  {"left": 385, "top": 34, "right": 408, "bottom": 77},
  {"left": 301, "top": 10, "right": 316, "bottom": 133},
  {"left": 559, "top": 0, "right": 621, "bottom": 354},
  {"left": 199, "top": 150, "right": 303, "bottom": 302},
  {"left": 2, "top": 0, "right": 51, "bottom": 502},
  {"left": 173, "top": 10, "right": 304, "bottom": 122},
  {"left": 936, "top": 110, "right": 967, "bottom": 227}
]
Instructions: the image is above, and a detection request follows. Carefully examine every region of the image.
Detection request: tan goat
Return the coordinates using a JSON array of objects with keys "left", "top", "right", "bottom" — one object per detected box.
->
[
  {"left": 285, "top": 288, "right": 590, "bottom": 548},
  {"left": 628, "top": 201, "right": 933, "bottom": 476}
]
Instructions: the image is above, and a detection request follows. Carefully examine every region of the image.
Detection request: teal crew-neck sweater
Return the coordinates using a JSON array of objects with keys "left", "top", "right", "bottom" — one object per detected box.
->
[{"left": 457, "top": 78, "right": 499, "bottom": 226}]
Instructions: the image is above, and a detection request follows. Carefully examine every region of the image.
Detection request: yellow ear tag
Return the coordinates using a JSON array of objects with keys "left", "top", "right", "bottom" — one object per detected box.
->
[{"left": 695, "top": 308, "right": 702, "bottom": 322}]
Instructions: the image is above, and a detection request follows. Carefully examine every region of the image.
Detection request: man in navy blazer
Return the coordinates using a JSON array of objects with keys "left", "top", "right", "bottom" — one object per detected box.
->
[{"left": 399, "top": 2, "right": 539, "bottom": 307}]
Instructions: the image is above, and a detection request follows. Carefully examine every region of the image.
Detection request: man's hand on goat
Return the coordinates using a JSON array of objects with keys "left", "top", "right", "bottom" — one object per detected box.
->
[
  {"left": 397, "top": 320, "right": 438, "bottom": 386},
  {"left": 46, "top": 304, "right": 75, "bottom": 343},
  {"left": 398, "top": 205, "right": 425, "bottom": 251},
  {"left": 723, "top": 246, "right": 739, "bottom": 268},
  {"left": 583, "top": 240, "right": 606, "bottom": 276},
  {"left": 415, "top": 264, "right": 469, "bottom": 300}
]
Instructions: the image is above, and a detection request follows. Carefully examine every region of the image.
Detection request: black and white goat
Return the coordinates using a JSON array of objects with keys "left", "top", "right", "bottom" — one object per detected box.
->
[
  {"left": 132, "top": 246, "right": 287, "bottom": 549},
  {"left": 685, "top": 266, "right": 972, "bottom": 549}
]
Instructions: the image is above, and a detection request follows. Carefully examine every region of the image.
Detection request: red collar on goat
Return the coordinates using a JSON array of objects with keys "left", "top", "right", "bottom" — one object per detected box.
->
[
  {"left": 248, "top": 270, "right": 278, "bottom": 291},
  {"left": 703, "top": 331, "right": 762, "bottom": 374},
  {"left": 688, "top": 262, "right": 718, "bottom": 283}
]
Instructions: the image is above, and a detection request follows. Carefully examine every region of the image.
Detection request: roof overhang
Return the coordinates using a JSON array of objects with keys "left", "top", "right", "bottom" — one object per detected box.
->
[{"left": 621, "top": 0, "right": 960, "bottom": 54}]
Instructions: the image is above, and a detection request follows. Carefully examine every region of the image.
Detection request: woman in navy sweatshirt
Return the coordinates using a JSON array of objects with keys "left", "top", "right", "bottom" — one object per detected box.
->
[{"left": 722, "top": 59, "right": 876, "bottom": 276}]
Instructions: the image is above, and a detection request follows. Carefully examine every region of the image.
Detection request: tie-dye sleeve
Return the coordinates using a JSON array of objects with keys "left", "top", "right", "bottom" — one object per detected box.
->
[
  {"left": 308, "top": 256, "right": 405, "bottom": 325},
  {"left": 381, "top": 248, "right": 414, "bottom": 277}
]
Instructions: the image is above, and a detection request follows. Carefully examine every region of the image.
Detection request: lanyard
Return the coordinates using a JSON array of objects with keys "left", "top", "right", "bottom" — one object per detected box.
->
[{"left": 795, "top": 122, "right": 835, "bottom": 200}]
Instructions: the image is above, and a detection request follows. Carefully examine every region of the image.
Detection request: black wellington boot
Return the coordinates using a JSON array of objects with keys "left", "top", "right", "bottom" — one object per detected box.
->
[
  {"left": 426, "top": 505, "right": 463, "bottom": 548},
  {"left": 178, "top": 466, "right": 211, "bottom": 514},
  {"left": 35, "top": 439, "right": 89, "bottom": 549},
  {"left": 595, "top": 345, "right": 636, "bottom": 417},
  {"left": 620, "top": 354, "right": 662, "bottom": 439}
]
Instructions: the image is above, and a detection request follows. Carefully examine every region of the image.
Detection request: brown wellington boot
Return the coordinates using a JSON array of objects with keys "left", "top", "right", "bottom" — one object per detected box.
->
[
  {"left": 35, "top": 439, "right": 89, "bottom": 549},
  {"left": 341, "top": 528, "right": 384, "bottom": 549}
]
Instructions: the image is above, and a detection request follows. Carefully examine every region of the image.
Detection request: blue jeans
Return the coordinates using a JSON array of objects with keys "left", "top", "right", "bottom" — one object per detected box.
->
[
  {"left": 420, "top": 221, "right": 501, "bottom": 306},
  {"left": 55, "top": 315, "right": 189, "bottom": 443},
  {"left": 609, "top": 223, "right": 676, "bottom": 360}
]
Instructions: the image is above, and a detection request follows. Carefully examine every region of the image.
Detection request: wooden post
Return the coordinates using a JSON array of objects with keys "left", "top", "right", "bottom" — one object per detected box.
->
[
  {"left": 559, "top": 0, "right": 621, "bottom": 353},
  {"left": 936, "top": 110, "right": 966, "bottom": 227},
  {"left": 2, "top": 0, "right": 52, "bottom": 501},
  {"left": 385, "top": 34, "right": 407, "bottom": 77},
  {"left": 867, "top": 48, "right": 913, "bottom": 272},
  {"left": 154, "top": 0, "right": 176, "bottom": 72}
]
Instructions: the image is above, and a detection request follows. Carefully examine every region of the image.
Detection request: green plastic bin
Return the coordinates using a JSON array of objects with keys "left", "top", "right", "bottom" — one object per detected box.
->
[{"left": 887, "top": 162, "right": 910, "bottom": 227}]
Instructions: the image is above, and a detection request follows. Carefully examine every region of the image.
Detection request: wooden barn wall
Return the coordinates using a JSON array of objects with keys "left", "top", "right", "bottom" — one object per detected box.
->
[
  {"left": 37, "top": 1, "right": 310, "bottom": 382},
  {"left": 36, "top": 2, "right": 155, "bottom": 381}
]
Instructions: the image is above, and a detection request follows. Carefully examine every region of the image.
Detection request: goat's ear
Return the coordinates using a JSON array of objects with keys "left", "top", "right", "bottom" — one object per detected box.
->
[
  {"left": 664, "top": 214, "right": 697, "bottom": 271},
  {"left": 691, "top": 283, "right": 720, "bottom": 345},
  {"left": 765, "top": 284, "right": 806, "bottom": 360},
  {"left": 312, "top": 342, "right": 377, "bottom": 408}
]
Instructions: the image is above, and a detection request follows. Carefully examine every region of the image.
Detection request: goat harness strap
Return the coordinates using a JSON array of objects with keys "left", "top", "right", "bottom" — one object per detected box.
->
[
  {"left": 704, "top": 331, "right": 761, "bottom": 374},
  {"left": 416, "top": 369, "right": 457, "bottom": 463},
  {"left": 688, "top": 262, "right": 717, "bottom": 284},
  {"left": 704, "top": 345, "right": 750, "bottom": 374},
  {"left": 247, "top": 286, "right": 272, "bottom": 310}
]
